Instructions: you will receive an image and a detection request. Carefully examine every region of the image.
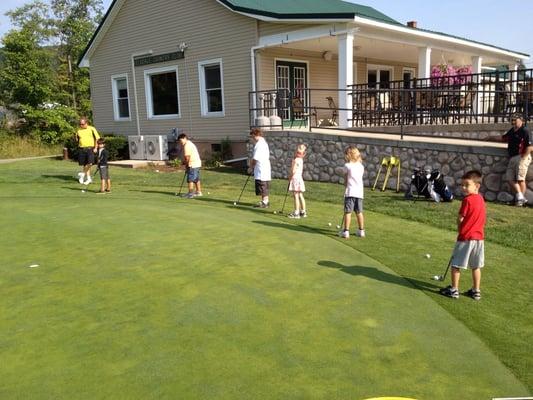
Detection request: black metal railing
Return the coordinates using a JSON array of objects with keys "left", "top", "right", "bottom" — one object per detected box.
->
[{"left": 249, "top": 68, "right": 533, "bottom": 133}]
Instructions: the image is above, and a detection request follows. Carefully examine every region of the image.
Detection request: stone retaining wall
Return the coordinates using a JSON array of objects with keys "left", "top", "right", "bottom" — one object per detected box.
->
[{"left": 256, "top": 130, "right": 533, "bottom": 203}]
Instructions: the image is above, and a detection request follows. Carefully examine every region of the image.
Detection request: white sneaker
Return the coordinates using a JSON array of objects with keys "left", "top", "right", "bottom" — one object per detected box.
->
[
  {"left": 356, "top": 229, "right": 366, "bottom": 237},
  {"left": 338, "top": 230, "right": 350, "bottom": 239},
  {"left": 77, "top": 172, "right": 84, "bottom": 184},
  {"left": 83, "top": 176, "right": 92, "bottom": 185},
  {"left": 194, "top": 192, "right": 203, "bottom": 197}
]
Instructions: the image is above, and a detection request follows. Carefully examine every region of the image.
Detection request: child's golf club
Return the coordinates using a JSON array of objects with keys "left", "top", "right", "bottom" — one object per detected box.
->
[
  {"left": 431, "top": 256, "right": 453, "bottom": 281},
  {"left": 234, "top": 174, "right": 252, "bottom": 205},
  {"left": 278, "top": 183, "right": 290, "bottom": 214},
  {"left": 176, "top": 170, "right": 187, "bottom": 197}
]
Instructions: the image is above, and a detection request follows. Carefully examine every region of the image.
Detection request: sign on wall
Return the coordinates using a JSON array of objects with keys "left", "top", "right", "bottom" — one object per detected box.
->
[{"left": 134, "top": 51, "right": 184, "bottom": 67}]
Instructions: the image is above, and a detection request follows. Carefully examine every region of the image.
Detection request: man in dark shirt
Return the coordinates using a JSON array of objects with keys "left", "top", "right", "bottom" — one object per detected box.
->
[{"left": 502, "top": 115, "right": 532, "bottom": 206}]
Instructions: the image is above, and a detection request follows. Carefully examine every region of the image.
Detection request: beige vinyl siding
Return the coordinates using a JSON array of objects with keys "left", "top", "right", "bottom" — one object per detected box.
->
[{"left": 89, "top": 0, "right": 257, "bottom": 141}]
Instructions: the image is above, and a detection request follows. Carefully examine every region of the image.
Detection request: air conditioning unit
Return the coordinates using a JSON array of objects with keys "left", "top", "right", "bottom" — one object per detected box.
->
[
  {"left": 145, "top": 135, "right": 169, "bottom": 161},
  {"left": 128, "top": 135, "right": 145, "bottom": 160}
]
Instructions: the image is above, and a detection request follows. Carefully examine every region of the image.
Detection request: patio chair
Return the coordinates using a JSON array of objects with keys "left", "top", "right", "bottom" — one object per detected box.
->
[{"left": 290, "top": 97, "right": 317, "bottom": 128}]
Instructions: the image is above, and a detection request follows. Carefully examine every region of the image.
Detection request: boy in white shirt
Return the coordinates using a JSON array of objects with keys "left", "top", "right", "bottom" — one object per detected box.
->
[
  {"left": 339, "top": 146, "right": 365, "bottom": 239},
  {"left": 249, "top": 128, "right": 271, "bottom": 208}
]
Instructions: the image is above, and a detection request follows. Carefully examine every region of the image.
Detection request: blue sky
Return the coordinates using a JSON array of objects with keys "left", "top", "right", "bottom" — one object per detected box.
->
[{"left": 1, "top": 0, "right": 532, "bottom": 67}]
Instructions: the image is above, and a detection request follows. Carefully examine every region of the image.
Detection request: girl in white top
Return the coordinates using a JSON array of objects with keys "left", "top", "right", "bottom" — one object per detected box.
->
[
  {"left": 288, "top": 144, "right": 307, "bottom": 218},
  {"left": 339, "top": 146, "right": 365, "bottom": 239}
]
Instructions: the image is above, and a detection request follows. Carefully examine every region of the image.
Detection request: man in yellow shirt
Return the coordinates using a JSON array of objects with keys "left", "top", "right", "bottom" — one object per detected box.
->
[
  {"left": 76, "top": 117, "right": 100, "bottom": 185},
  {"left": 178, "top": 133, "right": 202, "bottom": 198}
]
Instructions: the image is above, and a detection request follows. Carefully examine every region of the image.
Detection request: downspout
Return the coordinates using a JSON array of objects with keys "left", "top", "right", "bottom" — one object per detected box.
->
[{"left": 131, "top": 50, "right": 153, "bottom": 136}]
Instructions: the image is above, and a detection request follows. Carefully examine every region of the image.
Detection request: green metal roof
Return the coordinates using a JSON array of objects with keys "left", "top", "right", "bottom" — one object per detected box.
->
[{"left": 218, "top": 0, "right": 400, "bottom": 24}]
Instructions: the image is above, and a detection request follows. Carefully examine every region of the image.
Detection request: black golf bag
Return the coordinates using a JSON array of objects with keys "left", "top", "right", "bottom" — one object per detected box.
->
[
  {"left": 405, "top": 168, "right": 453, "bottom": 202},
  {"left": 405, "top": 168, "right": 431, "bottom": 199},
  {"left": 428, "top": 170, "right": 453, "bottom": 202}
]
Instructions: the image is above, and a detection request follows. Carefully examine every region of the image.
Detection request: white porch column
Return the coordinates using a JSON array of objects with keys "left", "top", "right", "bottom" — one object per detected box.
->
[
  {"left": 338, "top": 31, "right": 354, "bottom": 128},
  {"left": 472, "top": 56, "right": 483, "bottom": 115},
  {"left": 417, "top": 47, "right": 432, "bottom": 82}
]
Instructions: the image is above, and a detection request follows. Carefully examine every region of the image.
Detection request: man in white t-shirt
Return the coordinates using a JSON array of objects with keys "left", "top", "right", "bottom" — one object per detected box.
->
[
  {"left": 249, "top": 128, "right": 271, "bottom": 208},
  {"left": 178, "top": 133, "right": 202, "bottom": 198}
]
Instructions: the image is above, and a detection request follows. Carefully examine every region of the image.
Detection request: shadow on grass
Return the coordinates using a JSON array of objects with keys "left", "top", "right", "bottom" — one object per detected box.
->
[
  {"left": 42, "top": 174, "right": 77, "bottom": 182},
  {"left": 130, "top": 189, "right": 177, "bottom": 197},
  {"left": 318, "top": 260, "right": 440, "bottom": 293}
]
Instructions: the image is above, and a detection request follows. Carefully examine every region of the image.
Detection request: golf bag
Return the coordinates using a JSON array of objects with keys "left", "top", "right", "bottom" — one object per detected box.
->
[
  {"left": 428, "top": 170, "right": 453, "bottom": 202},
  {"left": 405, "top": 168, "right": 431, "bottom": 199},
  {"left": 405, "top": 168, "right": 453, "bottom": 202}
]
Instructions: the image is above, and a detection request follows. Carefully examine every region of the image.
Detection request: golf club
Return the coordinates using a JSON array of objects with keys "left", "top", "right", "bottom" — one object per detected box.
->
[
  {"left": 431, "top": 255, "right": 453, "bottom": 281},
  {"left": 234, "top": 173, "right": 252, "bottom": 205},
  {"left": 176, "top": 169, "right": 187, "bottom": 197},
  {"left": 278, "top": 182, "right": 290, "bottom": 214}
]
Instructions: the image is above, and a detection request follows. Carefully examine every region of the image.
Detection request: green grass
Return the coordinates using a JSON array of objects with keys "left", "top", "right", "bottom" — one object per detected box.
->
[
  {"left": 0, "top": 131, "right": 62, "bottom": 159},
  {"left": 0, "top": 159, "right": 531, "bottom": 399}
]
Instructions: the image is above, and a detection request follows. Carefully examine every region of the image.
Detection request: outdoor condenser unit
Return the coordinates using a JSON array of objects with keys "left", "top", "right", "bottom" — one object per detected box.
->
[
  {"left": 144, "top": 135, "right": 169, "bottom": 161},
  {"left": 128, "top": 135, "right": 145, "bottom": 160}
]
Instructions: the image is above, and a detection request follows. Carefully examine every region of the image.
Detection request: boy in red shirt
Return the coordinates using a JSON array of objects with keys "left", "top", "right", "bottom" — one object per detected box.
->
[{"left": 440, "top": 170, "right": 486, "bottom": 300}]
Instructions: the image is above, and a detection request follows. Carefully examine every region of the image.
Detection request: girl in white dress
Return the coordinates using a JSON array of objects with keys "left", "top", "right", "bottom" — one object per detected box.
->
[{"left": 288, "top": 144, "right": 307, "bottom": 218}]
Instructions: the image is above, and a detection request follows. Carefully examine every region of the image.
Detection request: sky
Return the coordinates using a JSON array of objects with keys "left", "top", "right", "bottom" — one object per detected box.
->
[{"left": 1, "top": 0, "right": 532, "bottom": 67}]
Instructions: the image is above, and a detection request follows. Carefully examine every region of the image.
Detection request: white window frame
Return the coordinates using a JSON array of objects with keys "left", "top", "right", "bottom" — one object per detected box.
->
[
  {"left": 144, "top": 65, "right": 181, "bottom": 120},
  {"left": 402, "top": 67, "right": 416, "bottom": 80},
  {"left": 198, "top": 58, "right": 225, "bottom": 117},
  {"left": 367, "top": 64, "right": 394, "bottom": 88},
  {"left": 111, "top": 73, "right": 131, "bottom": 121}
]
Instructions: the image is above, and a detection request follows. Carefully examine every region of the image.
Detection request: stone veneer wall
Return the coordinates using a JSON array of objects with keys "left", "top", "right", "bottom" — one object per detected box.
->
[{"left": 256, "top": 130, "right": 533, "bottom": 203}]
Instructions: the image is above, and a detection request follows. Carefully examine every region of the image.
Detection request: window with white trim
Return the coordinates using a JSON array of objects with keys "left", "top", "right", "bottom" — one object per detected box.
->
[
  {"left": 111, "top": 74, "right": 130, "bottom": 120},
  {"left": 144, "top": 66, "right": 180, "bottom": 119},
  {"left": 198, "top": 59, "right": 224, "bottom": 117}
]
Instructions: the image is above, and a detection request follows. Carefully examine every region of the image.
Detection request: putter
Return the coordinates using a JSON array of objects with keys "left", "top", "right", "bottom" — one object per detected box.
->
[
  {"left": 278, "top": 183, "right": 290, "bottom": 214},
  {"left": 234, "top": 173, "right": 252, "bottom": 205},
  {"left": 176, "top": 170, "right": 187, "bottom": 197},
  {"left": 432, "top": 256, "right": 453, "bottom": 281}
]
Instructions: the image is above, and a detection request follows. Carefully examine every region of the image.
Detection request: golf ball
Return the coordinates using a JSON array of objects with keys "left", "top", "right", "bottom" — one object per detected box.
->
[
  {"left": 433, "top": 275, "right": 440, "bottom": 280},
  {"left": 81, "top": 190, "right": 86, "bottom": 193},
  {"left": 336, "top": 225, "right": 341, "bottom": 229},
  {"left": 155, "top": 169, "right": 159, "bottom": 172},
  {"left": 233, "top": 202, "right": 237, "bottom": 206},
  {"left": 273, "top": 211, "right": 277, "bottom": 214},
  {"left": 426, "top": 253, "right": 431, "bottom": 259},
  {"left": 207, "top": 192, "right": 210, "bottom": 195},
  {"left": 328, "top": 222, "right": 332, "bottom": 226}
]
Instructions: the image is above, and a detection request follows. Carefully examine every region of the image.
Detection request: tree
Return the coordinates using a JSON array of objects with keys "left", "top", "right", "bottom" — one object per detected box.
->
[
  {"left": 51, "top": 0, "right": 103, "bottom": 115},
  {"left": 0, "top": 28, "right": 55, "bottom": 107}
]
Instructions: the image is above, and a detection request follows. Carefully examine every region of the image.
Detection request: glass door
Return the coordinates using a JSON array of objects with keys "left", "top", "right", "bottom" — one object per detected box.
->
[{"left": 276, "top": 61, "right": 308, "bottom": 122}]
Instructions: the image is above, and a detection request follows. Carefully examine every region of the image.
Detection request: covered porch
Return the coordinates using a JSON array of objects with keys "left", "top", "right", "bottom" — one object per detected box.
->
[{"left": 250, "top": 22, "right": 530, "bottom": 130}]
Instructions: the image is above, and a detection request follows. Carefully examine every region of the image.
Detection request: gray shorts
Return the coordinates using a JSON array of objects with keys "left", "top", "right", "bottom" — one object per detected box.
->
[
  {"left": 344, "top": 197, "right": 363, "bottom": 214},
  {"left": 99, "top": 166, "right": 109, "bottom": 180},
  {"left": 451, "top": 240, "right": 484, "bottom": 269}
]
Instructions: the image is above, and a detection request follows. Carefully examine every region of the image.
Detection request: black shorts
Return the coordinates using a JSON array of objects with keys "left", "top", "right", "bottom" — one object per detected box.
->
[
  {"left": 78, "top": 147, "right": 95, "bottom": 166},
  {"left": 255, "top": 180, "right": 270, "bottom": 196}
]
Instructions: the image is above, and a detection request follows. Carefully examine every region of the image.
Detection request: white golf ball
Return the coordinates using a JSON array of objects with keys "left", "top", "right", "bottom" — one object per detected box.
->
[
  {"left": 433, "top": 275, "right": 440, "bottom": 280},
  {"left": 81, "top": 190, "right": 86, "bottom": 193},
  {"left": 207, "top": 192, "right": 210, "bottom": 195},
  {"left": 155, "top": 169, "right": 159, "bottom": 172},
  {"left": 328, "top": 222, "right": 332, "bottom": 226},
  {"left": 273, "top": 211, "right": 277, "bottom": 214},
  {"left": 336, "top": 225, "right": 341, "bottom": 229},
  {"left": 426, "top": 253, "right": 431, "bottom": 259},
  {"left": 233, "top": 202, "right": 237, "bottom": 206}
]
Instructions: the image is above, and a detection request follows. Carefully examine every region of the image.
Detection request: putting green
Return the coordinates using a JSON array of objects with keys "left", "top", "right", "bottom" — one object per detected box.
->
[{"left": 0, "top": 186, "right": 529, "bottom": 399}]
